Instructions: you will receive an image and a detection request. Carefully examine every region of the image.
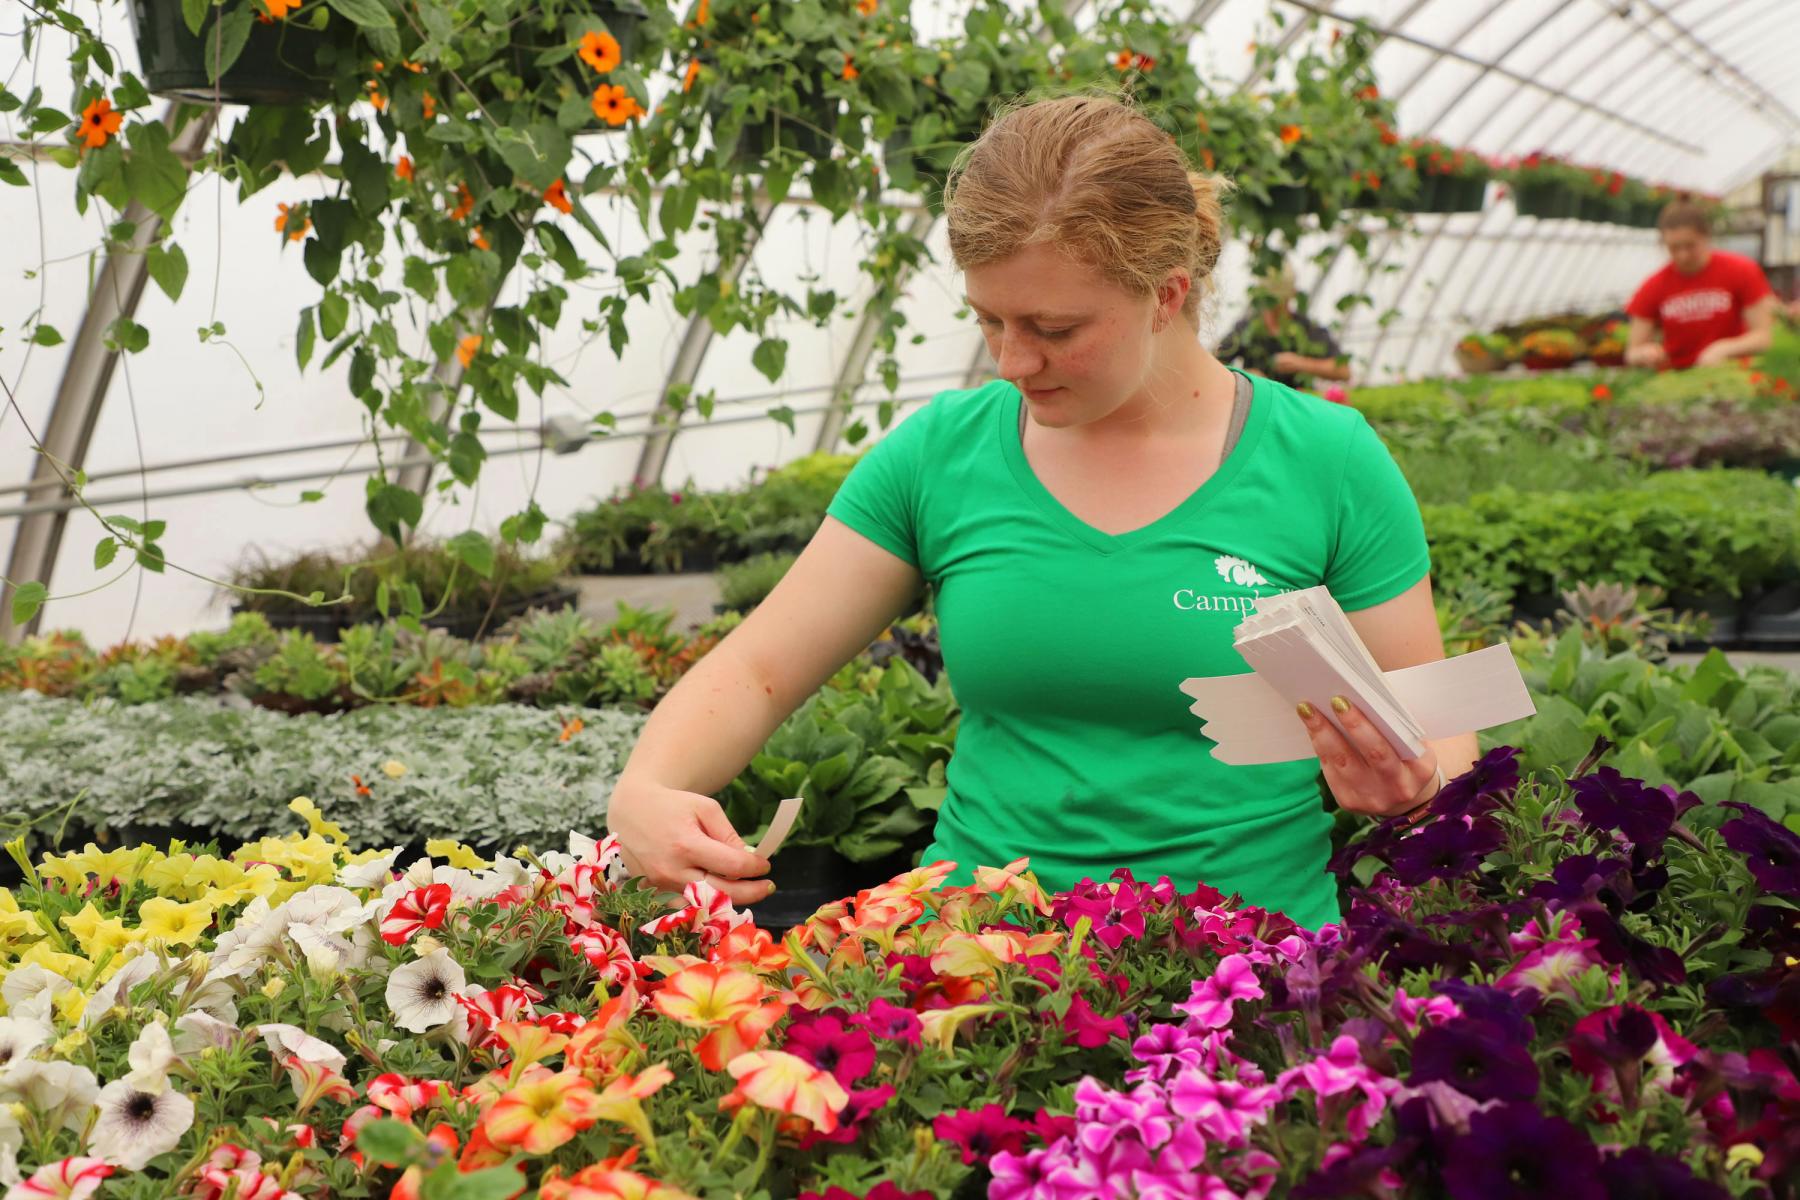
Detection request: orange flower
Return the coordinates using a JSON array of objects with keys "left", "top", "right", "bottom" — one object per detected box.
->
[
  {"left": 720, "top": 1051, "right": 848, "bottom": 1134},
  {"left": 541, "top": 1150, "right": 696, "bottom": 1200},
  {"left": 449, "top": 182, "right": 475, "bottom": 221},
  {"left": 421, "top": 93, "right": 437, "bottom": 119},
  {"left": 713, "top": 924, "right": 790, "bottom": 972},
  {"left": 591, "top": 84, "right": 644, "bottom": 127},
  {"left": 1400, "top": 153, "right": 1416, "bottom": 170},
  {"left": 1364, "top": 171, "right": 1381, "bottom": 191},
  {"left": 652, "top": 963, "right": 763, "bottom": 1028},
  {"left": 1591, "top": 384, "right": 1612, "bottom": 402},
  {"left": 395, "top": 155, "right": 414, "bottom": 181},
  {"left": 349, "top": 772, "right": 371, "bottom": 796},
  {"left": 578, "top": 31, "right": 622, "bottom": 73},
  {"left": 1357, "top": 84, "right": 1379, "bottom": 101},
  {"left": 857, "top": 0, "right": 878, "bottom": 13},
  {"left": 559, "top": 716, "right": 584, "bottom": 742},
  {"left": 77, "top": 98, "right": 123, "bottom": 150},
  {"left": 456, "top": 335, "right": 482, "bottom": 368},
  {"left": 840, "top": 54, "right": 858, "bottom": 81},
  {"left": 275, "top": 202, "right": 310, "bottom": 242},
  {"left": 483, "top": 1068, "right": 602, "bottom": 1155},
  {"left": 543, "top": 178, "right": 572, "bottom": 214},
  {"left": 263, "top": 0, "right": 303, "bottom": 17},
  {"left": 1750, "top": 371, "right": 1766, "bottom": 385},
  {"left": 366, "top": 81, "right": 386, "bottom": 111},
  {"left": 1200, "top": 148, "right": 1215, "bottom": 170},
  {"left": 1113, "top": 49, "right": 1135, "bottom": 71},
  {"left": 590, "top": 1063, "right": 673, "bottom": 1147},
  {"left": 472, "top": 226, "right": 491, "bottom": 251},
  {"left": 681, "top": 60, "right": 702, "bottom": 93},
  {"left": 688, "top": 0, "right": 710, "bottom": 26},
  {"left": 1279, "top": 124, "right": 1302, "bottom": 144}
]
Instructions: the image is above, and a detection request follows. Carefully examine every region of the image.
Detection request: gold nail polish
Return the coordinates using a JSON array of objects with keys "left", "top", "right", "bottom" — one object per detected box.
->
[
  {"left": 766, "top": 882, "right": 777, "bottom": 894},
  {"left": 1331, "top": 695, "right": 1351, "bottom": 714},
  {"left": 1296, "top": 701, "right": 1314, "bottom": 719}
]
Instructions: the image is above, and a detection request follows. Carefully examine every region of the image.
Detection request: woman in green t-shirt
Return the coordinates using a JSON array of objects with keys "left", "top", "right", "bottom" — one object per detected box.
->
[{"left": 607, "top": 95, "right": 1478, "bottom": 928}]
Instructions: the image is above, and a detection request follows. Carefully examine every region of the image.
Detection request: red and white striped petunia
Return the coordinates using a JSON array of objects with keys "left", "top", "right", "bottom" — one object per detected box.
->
[
  {"left": 567, "top": 924, "right": 646, "bottom": 990},
  {"left": 454, "top": 981, "right": 543, "bottom": 1049},
  {"left": 640, "top": 879, "right": 751, "bottom": 946},
  {"left": 366, "top": 1073, "right": 452, "bottom": 1120},
  {"left": 8, "top": 1157, "right": 115, "bottom": 1199},
  {"left": 380, "top": 883, "right": 453, "bottom": 946}
]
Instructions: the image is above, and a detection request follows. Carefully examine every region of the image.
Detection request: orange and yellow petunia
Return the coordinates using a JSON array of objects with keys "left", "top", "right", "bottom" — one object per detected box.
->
[
  {"left": 721, "top": 1051, "right": 848, "bottom": 1134},
  {"left": 483, "top": 1067, "right": 602, "bottom": 1155}
]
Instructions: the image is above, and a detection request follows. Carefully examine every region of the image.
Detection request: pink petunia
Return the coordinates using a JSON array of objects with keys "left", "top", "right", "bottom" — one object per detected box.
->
[{"left": 1175, "top": 954, "right": 1264, "bottom": 1029}]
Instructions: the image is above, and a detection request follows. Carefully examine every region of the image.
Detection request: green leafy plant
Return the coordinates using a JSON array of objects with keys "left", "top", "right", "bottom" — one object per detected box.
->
[{"left": 716, "top": 550, "right": 797, "bottom": 612}]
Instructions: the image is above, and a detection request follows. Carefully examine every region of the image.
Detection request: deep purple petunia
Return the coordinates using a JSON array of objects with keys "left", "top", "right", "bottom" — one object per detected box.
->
[
  {"left": 783, "top": 1011, "right": 877, "bottom": 1086},
  {"left": 1293, "top": 1143, "right": 1405, "bottom": 1199},
  {"left": 932, "top": 1103, "right": 1034, "bottom": 1166},
  {"left": 1529, "top": 853, "right": 1629, "bottom": 908},
  {"left": 1408, "top": 1017, "right": 1540, "bottom": 1104},
  {"left": 1597, "top": 1147, "right": 1730, "bottom": 1200},
  {"left": 1570, "top": 768, "right": 1695, "bottom": 854},
  {"left": 1385, "top": 817, "right": 1504, "bottom": 886},
  {"left": 1721, "top": 801, "right": 1800, "bottom": 899},
  {"left": 1430, "top": 979, "right": 1538, "bottom": 1046},
  {"left": 1343, "top": 903, "right": 1474, "bottom": 978},
  {"left": 1432, "top": 746, "right": 1523, "bottom": 820},
  {"left": 1575, "top": 904, "right": 1687, "bottom": 987},
  {"left": 1443, "top": 1103, "right": 1605, "bottom": 1200}
]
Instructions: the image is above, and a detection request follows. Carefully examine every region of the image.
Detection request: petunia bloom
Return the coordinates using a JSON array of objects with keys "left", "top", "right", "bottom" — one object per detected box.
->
[
  {"left": 1407, "top": 1017, "right": 1539, "bottom": 1104},
  {"left": 483, "top": 1068, "right": 602, "bottom": 1155},
  {"left": 722, "top": 1051, "right": 848, "bottom": 1134}
]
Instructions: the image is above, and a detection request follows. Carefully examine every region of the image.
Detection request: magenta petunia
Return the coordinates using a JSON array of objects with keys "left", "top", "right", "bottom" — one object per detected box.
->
[
  {"left": 932, "top": 1103, "right": 1034, "bottom": 1166},
  {"left": 782, "top": 1010, "right": 877, "bottom": 1086},
  {"left": 1175, "top": 953, "right": 1264, "bottom": 1029},
  {"left": 849, "top": 998, "right": 922, "bottom": 1047},
  {"left": 1059, "top": 994, "right": 1129, "bottom": 1049}
]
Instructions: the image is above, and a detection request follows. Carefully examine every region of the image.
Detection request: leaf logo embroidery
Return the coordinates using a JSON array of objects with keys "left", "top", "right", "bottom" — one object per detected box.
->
[{"left": 1214, "top": 554, "right": 1269, "bottom": 589}]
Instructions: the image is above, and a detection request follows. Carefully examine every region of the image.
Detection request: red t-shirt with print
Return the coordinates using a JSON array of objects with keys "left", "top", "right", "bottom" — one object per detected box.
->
[{"left": 1626, "top": 250, "right": 1773, "bottom": 368}]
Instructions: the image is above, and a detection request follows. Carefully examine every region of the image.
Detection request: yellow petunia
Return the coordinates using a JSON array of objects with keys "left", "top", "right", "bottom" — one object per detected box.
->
[
  {"left": 53, "top": 988, "right": 87, "bottom": 1027},
  {"left": 381, "top": 760, "right": 408, "bottom": 779},
  {"left": 39, "top": 845, "right": 152, "bottom": 893},
  {"left": 17, "top": 941, "right": 95, "bottom": 983},
  {"left": 288, "top": 797, "right": 347, "bottom": 845},
  {"left": 135, "top": 898, "right": 214, "bottom": 949},
  {"left": 60, "top": 903, "right": 139, "bottom": 959},
  {"left": 425, "top": 840, "right": 490, "bottom": 870},
  {"left": 0, "top": 890, "right": 43, "bottom": 945}
]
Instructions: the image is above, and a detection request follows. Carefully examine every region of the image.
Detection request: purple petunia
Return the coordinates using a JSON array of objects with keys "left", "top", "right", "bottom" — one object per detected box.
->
[
  {"left": 1575, "top": 904, "right": 1687, "bottom": 987},
  {"left": 1570, "top": 768, "right": 1697, "bottom": 854},
  {"left": 849, "top": 997, "right": 922, "bottom": 1047},
  {"left": 1720, "top": 801, "right": 1800, "bottom": 899},
  {"left": 1384, "top": 816, "right": 1505, "bottom": 887},
  {"left": 1597, "top": 1147, "right": 1731, "bottom": 1200},
  {"left": 782, "top": 1010, "right": 877, "bottom": 1086},
  {"left": 1407, "top": 1017, "right": 1540, "bottom": 1104},
  {"left": 1443, "top": 1103, "right": 1605, "bottom": 1200},
  {"left": 1430, "top": 979, "right": 1538, "bottom": 1046}
]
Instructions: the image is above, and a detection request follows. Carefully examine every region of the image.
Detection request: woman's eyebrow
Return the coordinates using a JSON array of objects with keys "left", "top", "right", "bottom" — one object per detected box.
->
[{"left": 963, "top": 297, "right": 1086, "bottom": 322}]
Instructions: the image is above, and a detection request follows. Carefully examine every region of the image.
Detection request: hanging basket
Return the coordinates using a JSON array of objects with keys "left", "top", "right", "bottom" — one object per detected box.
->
[
  {"left": 129, "top": 0, "right": 332, "bottom": 105},
  {"left": 721, "top": 94, "right": 839, "bottom": 166},
  {"left": 1513, "top": 179, "right": 1576, "bottom": 219},
  {"left": 1264, "top": 184, "right": 1311, "bottom": 215},
  {"left": 1438, "top": 175, "right": 1487, "bottom": 213}
]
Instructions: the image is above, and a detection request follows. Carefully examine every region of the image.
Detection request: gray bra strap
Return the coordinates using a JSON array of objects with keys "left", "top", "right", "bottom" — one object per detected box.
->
[{"left": 1220, "top": 371, "right": 1252, "bottom": 462}]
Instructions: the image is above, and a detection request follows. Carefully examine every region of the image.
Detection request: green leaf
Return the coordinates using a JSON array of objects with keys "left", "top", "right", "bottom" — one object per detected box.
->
[
  {"left": 123, "top": 121, "right": 189, "bottom": 222},
  {"left": 402, "top": 256, "right": 436, "bottom": 301},
  {"left": 295, "top": 307, "right": 316, "bottom": 369},
  {"left": 353, "top": 1118, "right": 421, "bottom": 1167},
  {"left": 339, "top": 138, "right": 391, "bottom": 217},
  {"left": 0, "top": 159, "right": 25, "bottom": 187},
  {"left": 137, "top": 542, "right": 167, "bottom": 573},
  {"left": 319, "top": 292, "right": 349, "bottom": 340},
  {"left": 366, "top": 481, "right": 423, "bottom": 540},
  {"left": 325, "top": 0, "right": 396, "bottom": 28},
  {"left": 768, "top": 404, "right": 796, "bottom": 434},
  {"left": 107, "top": 317, "right": 150, "bottom": 354},
  {"left": 10, "top": 581, "right": 47, "bottom": 625},
  {"left": 145, "top": 243, "right": 188, "bottom": 301},
  {"left": 751, "top": 337, "right": 787, "bottom": 383},
  {"left": 30, "top": 325, "right": 63, "bottom": 347},
  {"left": 493, "top": 123, "right": 571, "bottom": 193},
  {"left": 207, "top": 6, "right": 257, "bottom": 83},
  {"left": 447, "top": 431, "right": 485, "bottom": 485},
  {"left": 431, "top": 1163, "right": 528, "bottom": 1200},
  {"left": 299, "top": 490, "right": 324, "bottom": 503},
  {"left": 181, "top": 0, "right": 208, "bottom": 35},
  {"left": 446, "top": 531, "right": 496, "bottom": 579},
  {"left": 93, "top": 538, "right": 118, "bottom": 569}
]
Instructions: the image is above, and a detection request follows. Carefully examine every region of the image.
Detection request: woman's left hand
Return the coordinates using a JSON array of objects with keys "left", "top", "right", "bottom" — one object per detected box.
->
[{"left": 1297, "top": 696, "right": 1440, "bottom": 821}]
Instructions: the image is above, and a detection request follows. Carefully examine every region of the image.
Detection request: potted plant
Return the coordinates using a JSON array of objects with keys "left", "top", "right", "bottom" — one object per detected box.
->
[
  {"left": 1455, "top": 331, "right": 1514, "bottom": 374},
  {"left": 1507, "top": 152, "right": 1584, "bottom": 219},
  {"left": 1406, "top": 137, "right": 1488, "bottom": 213},
  {"left": 1589, "top": 318, "right": 1629, "bottom": 366},
  {"left": 1518, "top": 328, "right": 1582, "bottom": 370}
]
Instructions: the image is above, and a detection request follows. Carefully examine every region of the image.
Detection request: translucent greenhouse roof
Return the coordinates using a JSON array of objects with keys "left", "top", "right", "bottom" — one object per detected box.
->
[{"left": 5, "top": 0, "right": 1800, "bottom": 643}]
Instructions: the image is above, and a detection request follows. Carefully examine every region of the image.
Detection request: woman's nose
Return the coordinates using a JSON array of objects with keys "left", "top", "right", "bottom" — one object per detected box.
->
[{"left": 996, "top": 333, "right": 1045, "bottom": 383}]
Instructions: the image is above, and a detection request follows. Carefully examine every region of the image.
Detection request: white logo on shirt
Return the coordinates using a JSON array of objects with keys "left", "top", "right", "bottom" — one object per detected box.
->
[
  {"left": 1214, "top": 555, "right": 1269, "bottom": 589},
  {"left": 1661, "top": 289, "right": 1732, "bottom": 324}
]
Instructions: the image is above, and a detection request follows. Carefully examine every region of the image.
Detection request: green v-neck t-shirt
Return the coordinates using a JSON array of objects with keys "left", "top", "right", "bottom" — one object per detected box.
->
[{"left": 825, "top": 370, "right": 1430, "bottom": 928}]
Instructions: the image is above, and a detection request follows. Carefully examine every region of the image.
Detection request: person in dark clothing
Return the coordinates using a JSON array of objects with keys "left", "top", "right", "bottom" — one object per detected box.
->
[{"left": 1215, "top": 263, "right": 1352, "bottom": 390}]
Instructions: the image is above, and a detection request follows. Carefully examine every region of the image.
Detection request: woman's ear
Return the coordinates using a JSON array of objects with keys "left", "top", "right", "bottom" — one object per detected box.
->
[{"left": 1155, "top": 270, "right": 1191, "bottom": 330}]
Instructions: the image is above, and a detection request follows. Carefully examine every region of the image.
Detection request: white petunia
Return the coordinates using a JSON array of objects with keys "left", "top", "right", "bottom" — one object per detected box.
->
[
  {"left": 88, "top": 1079, "right": 195, "bottom": 1171},
  {"left": 538, "top": 850, "right": 576, "bottom": 878},
  {"left": 1, "top": 965, "right": 74, "bottom": 1026},
  {"left": 0, "top": 1059, "right": 100, "bottom": 1132},
  {"left": 338, "top": 849, "right": 402, "bottom": 890},
  {"left": 81, "top": 955, "right": 159, "bottom": 1027},
  {"left": 384, "top": 948, "right": 466, "bottom": 1035},
  {"left": 0, "top": 1017, "right": 52, "bottom": 1078},
  {"left": 289, "top": 924, "right": 345, "bottom": 979},
  {"left": 481, "top": 855, "right": 532, "bottom": 891},
  {"left": 281, "top": 886, "right": 378, "bottom": 936},
  {"left": 206, "top": 896, "right": 283, "bottom": 978},
  {"left": 122, "top": 1021, "right": 178, "bottom": 1094},
  {"left": 171, "top": 1010, "right": 241, "bottom": 1057},
  {"left": 568, "top": 830, "right": 600, "bottom": 862},
  {"left": 0, "top": 1100, "right": 20, "bottom": 1186},
  {"left": 252, "top": 1024, "right": 346, "bottom": 1076}
]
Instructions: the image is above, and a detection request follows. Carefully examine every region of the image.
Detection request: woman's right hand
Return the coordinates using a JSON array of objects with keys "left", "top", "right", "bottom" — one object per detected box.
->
[{"left": 606, "top": 779, "right": 775, "bottom": 906}]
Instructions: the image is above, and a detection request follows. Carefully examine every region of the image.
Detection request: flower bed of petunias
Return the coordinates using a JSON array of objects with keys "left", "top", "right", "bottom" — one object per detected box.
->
[{"left": 0, "top": 748, "right": 1796, "bottom": 1200}]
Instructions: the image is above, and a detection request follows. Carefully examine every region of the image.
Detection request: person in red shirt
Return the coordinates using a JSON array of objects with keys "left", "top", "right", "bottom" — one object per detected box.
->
[{"left": 1625, "top": 200, "right": 1776, "bottom": 369}]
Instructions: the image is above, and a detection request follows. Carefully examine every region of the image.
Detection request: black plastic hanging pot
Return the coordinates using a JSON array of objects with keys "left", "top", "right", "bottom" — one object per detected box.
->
[{"left": 129, "top": 0, "right": 332, "bottom": 105}]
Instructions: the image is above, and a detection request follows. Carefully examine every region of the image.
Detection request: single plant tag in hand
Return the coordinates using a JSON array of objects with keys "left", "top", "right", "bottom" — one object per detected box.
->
[{"left": 752, "top": 797, "right": 804, "bottom": 858}]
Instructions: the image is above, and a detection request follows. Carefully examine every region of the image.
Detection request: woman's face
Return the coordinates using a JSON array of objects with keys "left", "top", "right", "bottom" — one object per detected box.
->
[{"left": 964, "top": 242, "right": 1180, "bottom": 430}]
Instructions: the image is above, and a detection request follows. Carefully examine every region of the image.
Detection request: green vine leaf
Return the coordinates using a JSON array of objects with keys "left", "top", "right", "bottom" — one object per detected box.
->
[{"left": 10, "top": 582, "right": 46, "bottom": 625}]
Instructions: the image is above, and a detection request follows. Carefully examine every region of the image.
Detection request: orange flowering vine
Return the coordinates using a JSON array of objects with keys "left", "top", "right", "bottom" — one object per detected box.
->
[
  {"left": 686, "top": 0, "right": 710, "bottom": 28},
  {"left": 262, "top": 0, "right": 303, "bottom": 18},
  {"left": 471, "top": 226, "right": 491, "bottom": 251},
  {"left": 681, "top": 60, "right": 702, "bottom": 93},
  {"left": 559, "top": 716, "right": 584, "bottom": 742},
  {"left": 1279, "top": 124, "right": 1302, "bottom": 144},
  {"left": 421, "top": 93, "right": 437, "bottom": 119},
  {"left": 578, "top": 31, "right": 622, "bottom": 74},
  {"left": 275, "top": 203, "right": 311, "bottom": 243},
  {"left": 395, "top": 155, "right": 414, "bottom": 182},
  {"left": 840, "top": 54, "right": 858, "bottom": 81},
  {"left": 456, "top": 335, "right": 483, "bottom": 368},
  {"left": 544, "top": 178, "right": 573, "bottom": 214},
  {"left": 591, "top": 84, "right": 644, "bottom": 127},
  {"left": 366, "top": 81, "right": 386, "bottom": 111},
  {"left": 349, "top": 772, "right": 371, "bottom": 795},
  {"left": 449, "top": 182, "right": 475, "bottom": 221},
  {"left": 857, "top": 0, "right": 877, "bottom": 13},
  {"left": 76, "top": 98, "right": 123, "bottom": 151}
]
